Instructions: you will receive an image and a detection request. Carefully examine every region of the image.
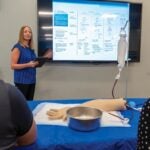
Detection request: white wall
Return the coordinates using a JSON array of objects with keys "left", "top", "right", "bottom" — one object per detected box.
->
[
  {"left": 0, "top": 0, "right": 37, "bottom": 81},
  {"left": 1, "top": 0, "right": 150, "bottom": 100}
]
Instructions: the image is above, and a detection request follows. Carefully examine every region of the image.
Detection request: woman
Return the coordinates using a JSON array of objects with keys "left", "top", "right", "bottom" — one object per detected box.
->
[{"left": 11, "top": 25, "right": 38, "bottom": 100}]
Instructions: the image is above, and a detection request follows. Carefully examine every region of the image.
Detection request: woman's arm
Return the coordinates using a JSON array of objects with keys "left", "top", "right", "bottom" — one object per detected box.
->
[{"left": 11, "top": 48, "right": 38, "bottom": 70}]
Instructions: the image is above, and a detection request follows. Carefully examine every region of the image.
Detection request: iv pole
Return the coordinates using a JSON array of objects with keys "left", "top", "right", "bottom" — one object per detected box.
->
[{"left": 112, "top": 21, "right": 129, "bottom": 99}]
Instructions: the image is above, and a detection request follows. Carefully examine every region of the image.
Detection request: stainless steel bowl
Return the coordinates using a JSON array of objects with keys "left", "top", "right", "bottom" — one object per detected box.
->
[{"left": 67, "top": 106, "right": 102, "bottom": 131}]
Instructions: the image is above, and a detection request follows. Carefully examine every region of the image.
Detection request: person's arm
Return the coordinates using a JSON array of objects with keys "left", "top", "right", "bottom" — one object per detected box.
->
[
  {"left": 47, "top": 98, "right": 126, "bottom": 121},
  {"left": 8, "top": 84, "right": 37, "bottom": 145},
  {"left": 43, "top": 49, "right": 52, "bottom": 59},
  {"left": 17, "top": 120, "right": 37, "bottom": 146},
  {"left": 81, "top": 98, "right": 126, "bottom": 111},
  {"left": 11, "top": 48, "right": 38, "bottom": 70}
]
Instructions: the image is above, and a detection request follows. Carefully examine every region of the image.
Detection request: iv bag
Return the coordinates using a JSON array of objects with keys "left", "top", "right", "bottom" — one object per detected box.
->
[{"left": 117, "top": 28, "right": 128, "bottom": 70}]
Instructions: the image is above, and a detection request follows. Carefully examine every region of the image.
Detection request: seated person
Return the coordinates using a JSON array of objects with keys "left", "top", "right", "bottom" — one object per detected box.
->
[
  {"left": 0, "top": 80, "right": 37, "bottom": 149},
  {"left": 47, "top": 98, "right": 126, "bottom": 120},
  {"left": 137, "top": 98, "right": 150, "bottom": 150}
]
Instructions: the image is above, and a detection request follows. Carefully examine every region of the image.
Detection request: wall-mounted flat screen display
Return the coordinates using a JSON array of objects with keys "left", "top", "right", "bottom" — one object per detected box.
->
[{"left": 37, "top": 0, "right": 142, "bottom": 63}]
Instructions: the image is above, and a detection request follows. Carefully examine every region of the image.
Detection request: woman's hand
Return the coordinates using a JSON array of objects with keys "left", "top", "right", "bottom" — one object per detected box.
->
[
  {"left": 28, "top": 61, "right": 39, "bottom": 67},
  {"left": 46, "top": 107, "right": 70, "bottom": 121}
]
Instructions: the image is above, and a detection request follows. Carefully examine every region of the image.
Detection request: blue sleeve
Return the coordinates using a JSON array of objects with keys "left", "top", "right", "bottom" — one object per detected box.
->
[{"left": 11, "top": 43, "right": 19, "bottom": 50}]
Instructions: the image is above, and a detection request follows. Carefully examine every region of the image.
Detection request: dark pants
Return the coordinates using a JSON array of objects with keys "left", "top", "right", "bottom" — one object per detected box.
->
[{"left": 15, "top": 83, "right": 35, "bottom": 101}]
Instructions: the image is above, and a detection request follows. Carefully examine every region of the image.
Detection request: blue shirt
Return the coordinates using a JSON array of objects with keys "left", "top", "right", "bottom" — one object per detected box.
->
[{"left": 12, "top": 43, "right": 36, "bottom": 84}]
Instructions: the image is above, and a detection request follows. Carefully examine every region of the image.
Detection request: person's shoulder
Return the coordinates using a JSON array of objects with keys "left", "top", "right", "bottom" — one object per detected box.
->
[
  {"left": 0, "top": 80, "right": 20, "bottom": 101},
  {"left": 4, "top": 81, "right": 17, "bottom": 95},
  {"left": 12, "top": 43, "right": 22, "bottom": 51},
  {"left": 2, "top": 80, "right": 15, "bottom": 90},
  {"left": 13, "top": 42, "right": 20, "bottom": 47},
  {"left": 142, "top": 98, "right": 150, "bottom": 110},
  {"left": 0, "top": 80, "right": 10, "bottom": 89},
  {"left": 3, "top": 81, "right": 25, "bottom": 102}
]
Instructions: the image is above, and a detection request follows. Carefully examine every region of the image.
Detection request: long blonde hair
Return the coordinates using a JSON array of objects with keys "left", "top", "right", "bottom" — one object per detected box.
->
[{"left": 18, "top": 25, "right": 34, "bottom": 49}]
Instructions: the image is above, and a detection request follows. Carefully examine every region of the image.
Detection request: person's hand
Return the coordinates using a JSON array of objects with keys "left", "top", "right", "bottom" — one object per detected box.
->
[
  {"left": 28, "top": 61, "right": 39, "bottom": 67},
  {"left": 46, "top": 107, "right": 70, "bottom": 121},
  {"left": 43, "top": 49, "right": 52, "bottom": 59}
]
